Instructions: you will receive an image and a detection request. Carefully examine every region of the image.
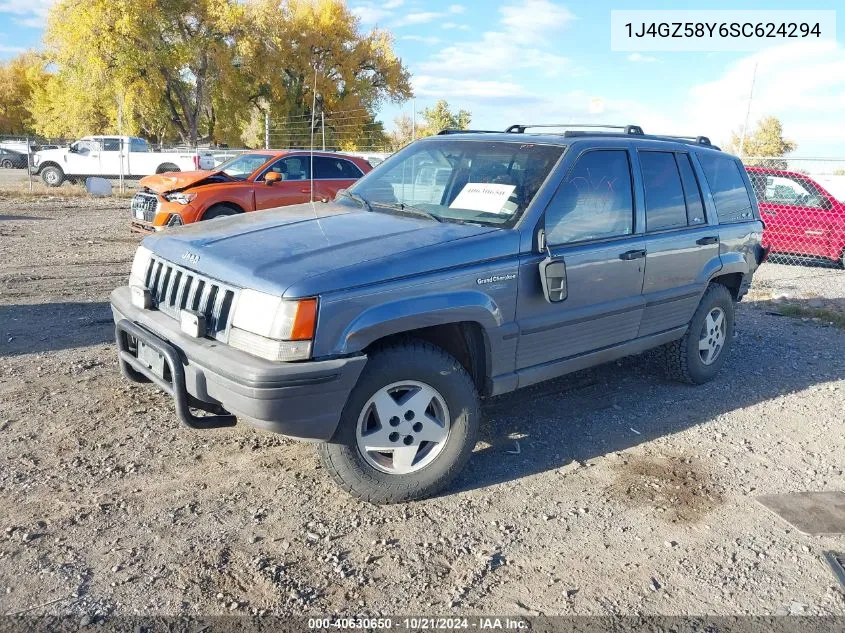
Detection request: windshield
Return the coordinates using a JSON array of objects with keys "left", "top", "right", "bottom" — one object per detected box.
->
[
  {"left": 216, "top": 153, "right": 272, "bottom": 179},
  {"left": 347, "top": 139, "right": 565, "bottom": 226}
]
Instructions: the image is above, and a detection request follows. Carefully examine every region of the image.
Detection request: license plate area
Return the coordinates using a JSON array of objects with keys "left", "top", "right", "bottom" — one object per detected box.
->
[{"left": 136, "top": 338, "right": 167, "bottom": 381}]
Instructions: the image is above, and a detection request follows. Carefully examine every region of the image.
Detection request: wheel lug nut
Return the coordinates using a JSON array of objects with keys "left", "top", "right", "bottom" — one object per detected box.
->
[
  {"left": 389, "top": 416, "right": 400, "bottom": 427},
  {"left": 412, "top": 422, "right": 423, "bottom": 433},
  {"left": 389, "top": 432, "right": 400, "bottom": 442},
  {"left": 403, "top": 435, "right": 414, "bottom": 446},
  {"left": 404, "top": 410, "right": 415, "bottom": 421}
]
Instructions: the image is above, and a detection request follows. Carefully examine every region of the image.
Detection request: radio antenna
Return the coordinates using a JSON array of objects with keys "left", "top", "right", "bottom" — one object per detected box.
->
[{"left": 310, "top": 65, "right": 317, "bottom": 204}]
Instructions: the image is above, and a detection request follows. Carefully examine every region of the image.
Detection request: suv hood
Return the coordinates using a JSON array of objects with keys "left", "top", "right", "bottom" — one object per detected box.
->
[
  {"left": 139, "top": 170, "right": 219, "bottom": 194},
  {"left": 142, "top": 202, "right": 502, "bottom": 297}
]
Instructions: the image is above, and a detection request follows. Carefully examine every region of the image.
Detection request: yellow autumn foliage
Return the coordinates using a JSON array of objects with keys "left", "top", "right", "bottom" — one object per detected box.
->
[{"left": 3, "top": 0, "right": 412, "bottom": 147}]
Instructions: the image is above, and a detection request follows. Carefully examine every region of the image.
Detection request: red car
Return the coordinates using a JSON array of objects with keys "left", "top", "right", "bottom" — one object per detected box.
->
[
  {"left": 746, "top": 166, "right": 845, "bottom": 268},
  {"left": 130, "top": 150, "right": 372, "bottom": 233}
]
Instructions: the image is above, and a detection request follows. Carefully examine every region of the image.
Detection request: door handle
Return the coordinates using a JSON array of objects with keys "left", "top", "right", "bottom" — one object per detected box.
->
[
  {"left": 619, "top": 249, "right": 646, "bottom": 260},
  {"left": 696, "top": 236, "right": 719, "bottom": 245}
]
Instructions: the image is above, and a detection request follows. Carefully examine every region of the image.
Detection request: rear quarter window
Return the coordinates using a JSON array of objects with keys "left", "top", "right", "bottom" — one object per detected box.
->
[{"left": 697, "top": 153, "right": 755, "bottom": 224}]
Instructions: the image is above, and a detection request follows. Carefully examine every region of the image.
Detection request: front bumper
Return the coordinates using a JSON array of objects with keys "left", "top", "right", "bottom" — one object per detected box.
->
[{"left": 111, "top": 286, "right": 367, "bottom": 441}]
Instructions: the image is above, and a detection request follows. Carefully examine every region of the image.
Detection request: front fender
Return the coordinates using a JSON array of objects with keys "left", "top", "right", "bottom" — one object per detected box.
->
[{"left": 335, "top": 291, "right": 504, "bottom": 355}]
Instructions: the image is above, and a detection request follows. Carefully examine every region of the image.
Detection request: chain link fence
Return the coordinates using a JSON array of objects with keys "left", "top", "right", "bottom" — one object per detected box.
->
[
  {"left": 741, "top": 157, "right": 845, "bottom": 269},
  {"left": 267, "top": 109, "right": 391, "bottom": 153}
]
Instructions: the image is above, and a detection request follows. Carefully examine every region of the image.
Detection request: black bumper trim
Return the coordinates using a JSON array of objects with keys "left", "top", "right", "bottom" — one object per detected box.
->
[{"left": 115, "top": 319, "right": 237, "bottom": 429}]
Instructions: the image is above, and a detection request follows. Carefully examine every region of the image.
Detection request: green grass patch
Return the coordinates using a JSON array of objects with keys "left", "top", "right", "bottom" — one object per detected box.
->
[{"left": 777, "top": 304, "right": 845, "bottom": 329}]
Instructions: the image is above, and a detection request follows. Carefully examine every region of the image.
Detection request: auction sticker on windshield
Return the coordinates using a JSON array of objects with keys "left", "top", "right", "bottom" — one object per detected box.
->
[{"left": 449, "top": 183, "right": 516, "bottom": 214}]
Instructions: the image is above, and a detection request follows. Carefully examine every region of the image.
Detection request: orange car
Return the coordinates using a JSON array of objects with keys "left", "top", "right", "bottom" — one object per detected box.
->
[{"left": 129, "top": 150, "right": 373, "bottom": 232}]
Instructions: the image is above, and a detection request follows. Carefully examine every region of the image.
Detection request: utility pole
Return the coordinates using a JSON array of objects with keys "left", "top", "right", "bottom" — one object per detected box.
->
[
  {"left": 264, "top": 111, "right": 270, "bottom": 150},
  {"left": 738, "top": 62, "right": 758, "bottom": 158},
  {"left": 321, "top": 111, "right": 326, "bottom": 151},
  {"left": 412, "top": 98, "right": 416, "bottom": 142}
]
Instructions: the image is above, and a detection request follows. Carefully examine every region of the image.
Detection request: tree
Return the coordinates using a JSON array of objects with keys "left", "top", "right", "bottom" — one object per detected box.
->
[
  {"left": 729, "top": 116, "right": 797, "bottom": 169},
  {"left": 32, "top": 0, "right": 411, "bottom": 147},
  {"left": 386, "top": 113, "right": 424, "bottom": 151},
  {"left": 420, "top": 99, "right": 471, "bottom": 135},
  {"left": 385, "top": 101, "right": 472, "bottom": 151},
  {"left": 245, "top": 0, "right": 412, "bottom": 149},
  {"left": 0, "top": 53, "right": 46, "bottom": 134},
  {"left": 40, "top": 0, "right": 250, "bottom": 145}
]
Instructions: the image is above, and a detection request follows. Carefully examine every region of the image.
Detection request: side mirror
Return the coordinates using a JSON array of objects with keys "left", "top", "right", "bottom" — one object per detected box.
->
[
  {"left": 539, "top": 256, "right": 567, "bottom": 303},
  {"left": 265, "top": 172, "right": 282, "bottom": 185}
]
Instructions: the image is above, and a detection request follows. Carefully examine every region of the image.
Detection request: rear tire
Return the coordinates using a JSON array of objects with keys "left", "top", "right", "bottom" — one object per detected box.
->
[
  {"left": 156, "top": 163, "right": 179, "bottom": 174},
  {"left": 665, "top": 283, "right": 735, "bottom": 385},
  {"left": 40, "top": 165, "right": 64, "bottom": 187},
  {"left": 203, "top": 204, "right": 238, "bottom": 221},
  {"left": 0, "top": 159, "right": 12, "bottom": 169},
  {"left": 317, "top": 340, "right": 480, "bottom": 504}
]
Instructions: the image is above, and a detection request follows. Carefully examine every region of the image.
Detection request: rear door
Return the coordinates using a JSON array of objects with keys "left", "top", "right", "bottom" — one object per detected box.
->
[
  {"left": 312, "top": 156, "right": 365, "bottom": 200},
  {"left": 516, "top": 148, "right": 646, "bottom": 370},
  {"left": 636, "top": 149, "right": 721, "bottom": 337},
  {"left": 253, "top": 155, "right": 313, "bottom": 209},
  {"left": 99, "top": 137, "right": 123, "bottom": 176}
]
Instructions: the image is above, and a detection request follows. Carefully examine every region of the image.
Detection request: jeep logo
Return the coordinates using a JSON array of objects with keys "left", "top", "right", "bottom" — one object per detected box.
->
[{"left": 181, "top": 251, "right": 200, "bottom": 264}]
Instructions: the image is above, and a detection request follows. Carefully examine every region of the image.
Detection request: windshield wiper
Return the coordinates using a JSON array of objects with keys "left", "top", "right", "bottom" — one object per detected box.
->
[
  {"left": 339, "top": 190, "right": 373, "bottom": 212},
  {"left": 374, "top": 201, "right": 443, "bottom": 223}
]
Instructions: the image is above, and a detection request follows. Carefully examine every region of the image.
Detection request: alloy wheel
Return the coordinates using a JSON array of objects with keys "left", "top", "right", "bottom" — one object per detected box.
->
[
  {"left": 355, "top": 380, "right": 451, "bottom": 475},
  {"left": 698, "top": 307, "right": 726, "bottom": 365}
]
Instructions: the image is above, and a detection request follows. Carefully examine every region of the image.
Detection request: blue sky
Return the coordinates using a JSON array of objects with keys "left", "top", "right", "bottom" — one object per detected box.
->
[{"left": 1, "top": 0, "right": 842, "bottom": 154}]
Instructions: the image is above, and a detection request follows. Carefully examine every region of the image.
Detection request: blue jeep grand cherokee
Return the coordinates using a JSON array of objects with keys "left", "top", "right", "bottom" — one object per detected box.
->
[{"left": 111, "top": 124, "right": 766, "bottom": 503}]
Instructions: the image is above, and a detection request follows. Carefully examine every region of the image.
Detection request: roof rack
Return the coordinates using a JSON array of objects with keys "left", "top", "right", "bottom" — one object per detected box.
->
[
  {"left": 437, "top": 125, "right": 719, "bottom": 149},
  {"left": 437, "top": 128, "right": 502, "bottom": 135},
  {"left": 652, "top": 135, "right": 714, "bottom": 146},
  {"left": 505, "top": 123, "right": 645, "bottom": 135}
]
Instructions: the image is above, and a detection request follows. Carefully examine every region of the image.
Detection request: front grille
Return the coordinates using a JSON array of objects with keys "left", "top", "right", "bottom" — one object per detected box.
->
[
  {"left": 144, "top": 256, "right": 237, "bottom": 341},
  {"left": 132, "top": 192, "right": 160, "bottom": 222}
]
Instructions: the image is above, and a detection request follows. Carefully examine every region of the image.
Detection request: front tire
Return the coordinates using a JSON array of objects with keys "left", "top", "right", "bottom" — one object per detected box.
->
[
  {"left": 40, "top": 165, "right": 64, "bottom": 187},
  {"left": 665, "top": 283, "right": 735, "bottom": 384},
  {"left": 318, "top": 340, "right": 480, "bottom": 504},
  {"left": 0, "top": 159, "right": 12, "bottom": 169},
  {"left": 203, "top": 205, "right": 238, "bottom": 221}
]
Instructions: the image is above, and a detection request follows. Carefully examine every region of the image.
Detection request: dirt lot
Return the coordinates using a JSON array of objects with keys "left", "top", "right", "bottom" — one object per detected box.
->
[{"left": 1, "top": 193, "right": 844, "bottom": 619}]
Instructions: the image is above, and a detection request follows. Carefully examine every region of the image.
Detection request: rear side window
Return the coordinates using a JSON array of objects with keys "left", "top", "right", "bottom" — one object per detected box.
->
[
  {"left": 314, "top": 156, "right": 363, "bottom": 179},
  {"left": 546, "top": 149, "right": 634, "bottom": 245},
  {"left": 640, "top": 151, "right": 687, "bottom": 231},
  {"left": 676, "top": 154, "right": 707, "bottom": 225},
  {"left": 698, "top": 154, "right": 754, "bottom": 223}
]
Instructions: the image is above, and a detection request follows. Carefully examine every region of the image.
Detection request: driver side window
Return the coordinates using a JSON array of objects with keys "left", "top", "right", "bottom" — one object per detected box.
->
[
  {"left": 545, "top": 150, "right": 634, "bottom": 245},
  {"left": 764, "top": 175, "right": 824, "bottom": 209},
  {"left": 263, "top": 156, "right": 311, "bottom": 181},
  {"left": 75, "top": 140, "right": 100, "bottom": 155}
]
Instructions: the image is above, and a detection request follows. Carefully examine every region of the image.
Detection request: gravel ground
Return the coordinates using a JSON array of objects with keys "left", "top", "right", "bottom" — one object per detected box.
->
[{"left": 0, "top": 193, "right": 844, "bottom": 619}]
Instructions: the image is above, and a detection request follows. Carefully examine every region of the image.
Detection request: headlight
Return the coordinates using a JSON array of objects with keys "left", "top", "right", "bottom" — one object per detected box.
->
[
  {"left": 128, "top": 245, "right": 152, "bottom": 287},
  {"left": 229, "top": 290, "right": 317, "bottom": 361},
  {"left": 163, "top": 192, "right": 196, "bottom": 205}
]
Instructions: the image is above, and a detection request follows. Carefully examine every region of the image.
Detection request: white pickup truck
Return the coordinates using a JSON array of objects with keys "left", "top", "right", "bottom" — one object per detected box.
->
[{"left": 30, "top": 136, "right": 215, "bottom": 187}]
